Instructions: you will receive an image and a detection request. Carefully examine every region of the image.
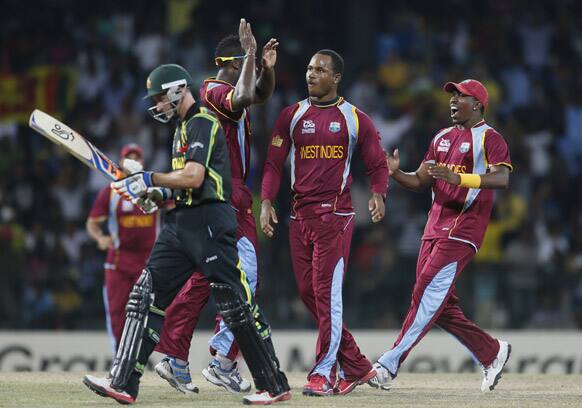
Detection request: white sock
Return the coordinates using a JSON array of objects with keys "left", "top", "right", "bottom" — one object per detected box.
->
[
  {"left": 215, "top": 353, "right": 235, "bottom": 370},
  {"left": 173, "top": 358, "right": 188, "bottom": 367}
]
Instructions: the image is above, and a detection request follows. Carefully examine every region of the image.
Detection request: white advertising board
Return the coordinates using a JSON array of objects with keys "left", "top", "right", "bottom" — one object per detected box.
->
[{"left": 0, "top": 330, "right": 580, "bottom": 374}]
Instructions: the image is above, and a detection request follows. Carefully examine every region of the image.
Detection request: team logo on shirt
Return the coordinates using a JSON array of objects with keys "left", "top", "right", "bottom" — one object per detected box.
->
[
  {"left": 437, "top": 139, "right": 451, "bottom": 152},
  {"left": 302, "top": 119, "right": 316, "bottom": 134},
  {"left": 329, "top": 121, "right": 341, "bottom": 133},
  {"left": 459, "top": 142, "right": 471, "bottom": 153}
]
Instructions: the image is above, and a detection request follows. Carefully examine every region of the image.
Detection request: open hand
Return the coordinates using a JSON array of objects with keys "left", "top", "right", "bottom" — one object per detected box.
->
[
  {"left": 262, "top": 38, "right": 279, "bottom": 70},
  {"left": 239, "top": 18, "right": 257, "bottom": 56},
  {"left": 386, "top": 149, "right": 400, "bottom": 176}
]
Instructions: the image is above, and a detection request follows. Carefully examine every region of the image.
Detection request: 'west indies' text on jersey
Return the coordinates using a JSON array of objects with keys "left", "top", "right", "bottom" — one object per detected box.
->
[
  {"left": 262, "top": 97, "right": 388, "bottom": 219},
  {"left": 423, "top": 120, "right": 513, "bottom": 250}
]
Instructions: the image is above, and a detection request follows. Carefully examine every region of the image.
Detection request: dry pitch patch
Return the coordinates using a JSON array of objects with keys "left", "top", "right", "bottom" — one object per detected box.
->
[{"left": 0, "top": 372, "right": 580, "bottom": 407}]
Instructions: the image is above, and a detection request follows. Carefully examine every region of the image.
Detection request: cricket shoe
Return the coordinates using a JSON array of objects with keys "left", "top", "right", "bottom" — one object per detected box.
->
[
  {"left": 302, "top": 374, "right": 334, "bottom": 396},
  {"left": 82, "top": 374, "right": 137, "bottom": 405},
  {"left": 155, "top": 357, "right": 199, "bottom": 394},
  {"left": 202, "top": 359, "right": 251, "bottom": 394},
  {"left": 243, "top": 389, "right": 292, "bottom": 405},
  {"left": 367, "top": 362, "right": 394, "bottom": 391},
  {"left": 334, "top": 367, "right": 377, "bottom": 395},
  {"left": 481, "top": 340, "right": 511, "bottom": 392}
]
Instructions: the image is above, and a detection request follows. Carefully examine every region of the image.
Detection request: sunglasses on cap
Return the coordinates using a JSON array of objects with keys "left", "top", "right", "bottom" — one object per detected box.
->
[{"left": 214, "top": 55, "right": 246, "bottom": 66}]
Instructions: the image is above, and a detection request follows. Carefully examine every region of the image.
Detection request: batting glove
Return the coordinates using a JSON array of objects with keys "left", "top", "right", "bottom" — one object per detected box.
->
[
  {"left": 135, "top": 197, "right": 159, "bottom": 214},
  {"left": 111, "top": 171, "right": 154, "bottom": 201},
  {"left": 146, "top": 187, "right": 173, "bottom": 202}
]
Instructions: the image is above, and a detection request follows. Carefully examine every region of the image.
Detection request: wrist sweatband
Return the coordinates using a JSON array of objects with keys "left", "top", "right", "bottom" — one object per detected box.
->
[{"left": 459, "top": 173, "right": 481, "bottom": 188}]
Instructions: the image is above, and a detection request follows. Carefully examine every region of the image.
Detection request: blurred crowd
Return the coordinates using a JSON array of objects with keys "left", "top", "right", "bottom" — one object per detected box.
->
[{"left": 1, "top": 0, "right": 581, "bottom": 331}]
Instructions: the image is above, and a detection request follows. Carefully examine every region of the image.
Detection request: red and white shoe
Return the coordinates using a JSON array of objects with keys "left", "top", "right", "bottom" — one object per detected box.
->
[
  {"left": 83, "top": 374, "right": 136, "bottom": 405},
  {"left": 334, "top": 368, "right": 377, "bottom": 395},
  {"left": 302, "top": 374, "right": 334, "bottom": 396},
  {"left": 242, "top": 389, "right": 292, "bottom": 405}
]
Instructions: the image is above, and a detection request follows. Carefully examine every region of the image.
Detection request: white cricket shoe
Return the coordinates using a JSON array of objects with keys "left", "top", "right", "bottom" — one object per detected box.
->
[
  {"left": 155, "top": 357, "right": 199, "bottom": 394},
  {"left": 481, "top": 340, "right": 511, "bottom": 392},
  {"left": 202, "top": 359, "right": 251, "bottom": 394},
  {"left": 242, "top": 389, "right": 292, "bottom": 405},
  {"left": 367, "top": 362, "right": 394, "bottom": 391}
]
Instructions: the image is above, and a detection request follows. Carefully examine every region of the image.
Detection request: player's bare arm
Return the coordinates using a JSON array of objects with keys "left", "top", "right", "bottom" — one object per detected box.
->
[
  {"left": 254, "top": 38, "right": 278, "bottom": 102},
  {"left": 231, "top": 18, "right": 258, "bottom": 110},
  {"left": 86, "top": 216, "right": 113, "bottom": 250},
  {"left": 388, "top": 149, "right": 433, "bottom": 192},
  {"left": 427, "top": 164, "right": 510, "bottom": 189},
  {"left": 152, "top": 161, "right": 206, "bottom": 189},
  {"left": 260, "top": 199, "right": 278, "bottom": 238}
]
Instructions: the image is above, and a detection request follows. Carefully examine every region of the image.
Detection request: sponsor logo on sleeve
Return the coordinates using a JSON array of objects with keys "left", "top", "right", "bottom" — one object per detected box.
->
[
  {"left": 329, "top": 122, "right": 341, "bottom": 133},
  {"left": 272, "top": 135, "right": 283, "bottom": 147},
  {"left": 302, "top": 119, "right": 316, "bottom": 134},
  {"left": 459, "top": 142, "right": 471, "bottom": 153},
  {"left": 437, "top": 139, "right": 451, "bottom": 152}
]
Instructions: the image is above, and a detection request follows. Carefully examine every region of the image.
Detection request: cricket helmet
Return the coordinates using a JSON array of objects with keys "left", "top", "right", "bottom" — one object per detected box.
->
[{"left": 144, "top": 64, "right": 194, "bottom": 123}]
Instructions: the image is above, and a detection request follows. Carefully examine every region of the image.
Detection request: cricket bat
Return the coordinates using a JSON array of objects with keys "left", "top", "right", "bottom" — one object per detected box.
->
[
  {"left": 29, "top": 109, "right": 125, "bottom": 181},
  {"left": 29, "top": 109, "right": 158, "bottom": 213}
]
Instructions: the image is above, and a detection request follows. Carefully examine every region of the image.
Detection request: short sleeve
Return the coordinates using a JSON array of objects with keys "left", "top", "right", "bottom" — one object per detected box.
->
[
  {"left": 89, "top": 186, "right": 111, "bottom": 218},
  {"left": 484, "top": 129, "right": 513, "bottom": 172},
  {"left": 203, "top": 83, "right": 242, "bottom": 121},
  {"left": 184, "top": 115, "right": 220, "bottom": 166}
]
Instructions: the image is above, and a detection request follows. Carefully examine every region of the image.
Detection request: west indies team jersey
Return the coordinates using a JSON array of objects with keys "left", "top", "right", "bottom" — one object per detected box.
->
[
  {"left": 422, "top": 120, "right": 513, "bottom": 250},
  {"left": 200, "top": 78, "right": 253, "bottom": 212},
  {"left": 262, "top": 97, "right": 388, "bottom": 219},
  {"left": 89, "top": 185, "right": 160, "bottom": 272}
]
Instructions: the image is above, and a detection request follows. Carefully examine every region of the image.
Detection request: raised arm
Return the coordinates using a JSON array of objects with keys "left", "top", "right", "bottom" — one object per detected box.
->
[
  {"left": 231, "top": 19, "right": 278, "bottom": 109},
  {"left": 231, "top": 19, "right": 258, "bottom": 110},
  {"left": 254, "top": 38, "right": 278, "bottom": 103}
]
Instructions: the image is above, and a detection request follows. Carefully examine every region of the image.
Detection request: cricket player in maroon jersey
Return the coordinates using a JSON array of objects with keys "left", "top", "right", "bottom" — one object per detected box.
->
[
  {"left": 154, "top": 19, "right": 279, "bottom": 395},
  {"left": 261, "top": 49, "right": 388, "bottom": 396},
  {"left": 369, "top": 79, "right": 513, "bottom": 393},
  {"left": 86, "top": 143, "right": 161, "bottom": 351}
]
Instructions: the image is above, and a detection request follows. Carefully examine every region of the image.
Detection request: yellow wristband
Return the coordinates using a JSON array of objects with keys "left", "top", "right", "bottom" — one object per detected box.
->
[{"left": 459, "top": 173, "right": 481, "bottom": 188}]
